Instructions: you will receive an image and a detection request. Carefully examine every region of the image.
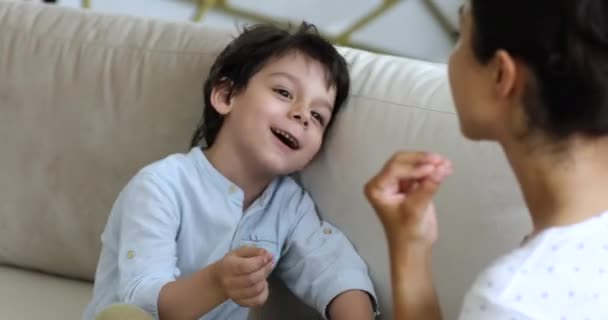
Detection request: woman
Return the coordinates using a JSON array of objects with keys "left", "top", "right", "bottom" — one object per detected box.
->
[{"left": 365, "top": 0, "right": 608, "bottom": 319}]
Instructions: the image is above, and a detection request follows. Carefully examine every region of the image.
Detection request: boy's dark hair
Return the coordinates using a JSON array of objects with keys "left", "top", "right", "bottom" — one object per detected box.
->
[
  {"left": 470, "top": 0, "right": 608, "bottom": 139},
  {"left": 190, "top": 22, "right": 350, "bottom": 148}
]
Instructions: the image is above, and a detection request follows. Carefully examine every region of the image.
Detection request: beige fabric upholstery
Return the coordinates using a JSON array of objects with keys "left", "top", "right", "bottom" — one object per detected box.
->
[
  {"left": 0, "top": 1, "right": 231, "bottom": 280},
  {"left": 95, "top": 304, "right": 153, "bottom": 320},
  {"left": 0, "top": 265, "right": 91, "bottom": 319},
  {"left": 0, "top": 1, "right": 530, "bottom": 319},
  {"left": 300, "top": 49, "right": 529, "bottom": 318}
]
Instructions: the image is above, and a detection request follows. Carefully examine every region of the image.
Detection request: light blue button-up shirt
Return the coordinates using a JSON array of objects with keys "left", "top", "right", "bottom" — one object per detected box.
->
[{"left": 84, "top": 147, "right": 376, "bottom": 320}]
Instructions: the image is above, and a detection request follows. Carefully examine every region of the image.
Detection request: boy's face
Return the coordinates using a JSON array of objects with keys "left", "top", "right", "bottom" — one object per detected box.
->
[{"left": 212, "top": 51, "right": 337, "bottom": 176}]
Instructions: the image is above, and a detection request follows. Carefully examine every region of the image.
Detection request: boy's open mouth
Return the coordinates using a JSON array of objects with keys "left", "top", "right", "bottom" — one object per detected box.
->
[{"left": 271, "top": 127, "right": 300, "bottom": 150}]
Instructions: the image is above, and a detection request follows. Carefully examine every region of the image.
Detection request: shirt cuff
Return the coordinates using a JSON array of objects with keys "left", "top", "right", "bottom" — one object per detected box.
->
[
  {"left": 316, "top": 269, "right": 378, "bottom": 319},
  {"left": 125, "top": 277, "right": 173, "bottom": 319}
]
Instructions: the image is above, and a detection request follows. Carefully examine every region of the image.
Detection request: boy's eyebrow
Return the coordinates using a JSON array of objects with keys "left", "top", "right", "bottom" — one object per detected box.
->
[
  {"left": 269, "top": 72, "right": 299, "bottom": 85},
  {"left": 458, "top": 4, "right": 464, "bottom": 18}
]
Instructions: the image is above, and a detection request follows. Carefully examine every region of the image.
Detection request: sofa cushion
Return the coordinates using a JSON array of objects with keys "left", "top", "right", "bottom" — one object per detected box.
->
[
  {"left": 0, "top": 265, "right": 92, "bottom": 319},
  {"left": 298, "top": 48, "right": 530, "bottom": 319},
  {"left": 0, "top": 1, "right": 230, "bottom": 280}
]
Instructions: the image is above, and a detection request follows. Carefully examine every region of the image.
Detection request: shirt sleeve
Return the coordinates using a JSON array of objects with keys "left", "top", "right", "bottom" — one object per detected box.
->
[
  {"left": 111, "top": 172, "right": 181, "bottom": 319},
  {"left": 458, "top": 288, "right": 536, "bottom": 320},
  {"left": 275, "top": 191, "right": 378, "bottom": 319}
]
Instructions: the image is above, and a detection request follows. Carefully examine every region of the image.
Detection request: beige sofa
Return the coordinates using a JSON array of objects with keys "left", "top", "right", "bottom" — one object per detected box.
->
[{"left": 0, "top": 1, "right": 530, "bottom": 319}]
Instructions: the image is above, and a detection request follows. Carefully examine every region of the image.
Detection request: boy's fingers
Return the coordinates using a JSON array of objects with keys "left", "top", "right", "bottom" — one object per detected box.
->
[
  {"left": 264, "top": 259, "right": 275, "bottom": 276},
  {"left": 234, "top": 251, "right": 273, "bottom": 275},
  {"left": 235, "top": 280, "right": 267, "bottom": 300},
  {"left": 233, "top": 246, "right": 266, "bottom": 258},
  {"left": 236, "top": 282, "right": 269, "bottom": 307},
  {"left": 234, "top": 260, "right": 274, "bottom": 288}
]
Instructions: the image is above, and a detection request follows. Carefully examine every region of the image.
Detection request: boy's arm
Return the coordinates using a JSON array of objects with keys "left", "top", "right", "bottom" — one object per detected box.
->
[
  {"left": 157, "top": 262, "right": 226, "bottom": 319},
  {"left": 113, "top": 173, "right": 228, "bottom": 319},
  {"left": 327, "top": 290, "right": 375, "bottom": 320},
  {"left": 159, "top": 247, "right": 273, "bottom": 319},
  {"left": 275, "top": 192, "right": 378, "bottom": 320}
]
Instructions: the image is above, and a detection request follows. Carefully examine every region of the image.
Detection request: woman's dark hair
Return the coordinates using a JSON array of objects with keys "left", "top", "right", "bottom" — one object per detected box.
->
[
  {"left": 191, "top": 22, "right": 350, "bottom": 148},
  {"left": 470, "top": 0, "right": 608, "bottom": 139}
]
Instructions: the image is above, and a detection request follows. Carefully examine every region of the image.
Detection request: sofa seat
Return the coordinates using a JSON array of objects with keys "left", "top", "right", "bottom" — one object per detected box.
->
[{"left": 0, "top": 266, "right": 92, "bottom": 319}]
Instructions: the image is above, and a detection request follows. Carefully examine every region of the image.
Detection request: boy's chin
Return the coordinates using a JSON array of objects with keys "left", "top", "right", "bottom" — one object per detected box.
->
[
  {"left": 267, "top": 164, "right": 302, "bottom": 177},
  {"left": 261, "top": 156, "right": 306, "bottom": 177}
]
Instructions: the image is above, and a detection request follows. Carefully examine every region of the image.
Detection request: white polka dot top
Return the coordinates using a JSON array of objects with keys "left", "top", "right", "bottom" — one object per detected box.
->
[{"left": 458, "top": 211, "right": 608, "bottom": 320}]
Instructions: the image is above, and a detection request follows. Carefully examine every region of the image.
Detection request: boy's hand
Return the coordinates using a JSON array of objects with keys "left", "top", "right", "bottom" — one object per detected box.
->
[
  {"left": 214, "top": 246, "right": 274, "bottom": 307},
  {"left": 364, "top": 152, "right": 452, "bottom": 246}
]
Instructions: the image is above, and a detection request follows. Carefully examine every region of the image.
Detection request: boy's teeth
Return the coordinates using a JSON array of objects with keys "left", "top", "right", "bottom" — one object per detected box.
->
[
  {"left": 273, "top": 128, "right": 297, "bottom": 149},
  {"left": 277, "top": 129, "right": 292, "bottom": 142}
]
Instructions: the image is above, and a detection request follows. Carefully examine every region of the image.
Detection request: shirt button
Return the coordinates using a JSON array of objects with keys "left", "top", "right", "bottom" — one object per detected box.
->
[
  {"left": 228, "top": 185, "right": 238, "bottom": 194},
  {"left": 323, "top": 227, "right": 332, "bottom": 235}
]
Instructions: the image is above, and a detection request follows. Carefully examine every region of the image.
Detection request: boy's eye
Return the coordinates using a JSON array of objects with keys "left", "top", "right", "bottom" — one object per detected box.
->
[
  {"left": 311, "top": 111, "right": 325, "bottom": 125},
  {"left": 273, "top": 88, "right": 292, "bottom": 99}
]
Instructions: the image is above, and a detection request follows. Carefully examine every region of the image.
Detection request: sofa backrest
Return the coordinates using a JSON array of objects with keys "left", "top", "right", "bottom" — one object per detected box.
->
[
  {"left": 0, "top": 2, "right": 529, "bottom": 319},
  {"left": 0, "top": 0, "right": 229, "bottom": 279},
  {"left": 299, "top": 47, "right": 530, "bottom": 319}
]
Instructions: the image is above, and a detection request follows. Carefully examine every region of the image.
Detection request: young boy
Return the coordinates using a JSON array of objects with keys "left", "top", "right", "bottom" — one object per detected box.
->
[{"left": 83, "top": 22, "right": 378, "bottom": 320}]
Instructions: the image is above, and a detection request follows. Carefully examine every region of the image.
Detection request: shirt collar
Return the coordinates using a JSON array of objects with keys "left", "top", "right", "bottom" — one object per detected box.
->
[{"left": 190, "top": 147, "right": 277, "bottom": 208}]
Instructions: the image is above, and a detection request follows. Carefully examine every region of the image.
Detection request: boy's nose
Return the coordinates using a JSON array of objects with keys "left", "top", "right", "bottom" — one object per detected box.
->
[{"left": 290, "top": 109, "right": 309, "bottom": 127}]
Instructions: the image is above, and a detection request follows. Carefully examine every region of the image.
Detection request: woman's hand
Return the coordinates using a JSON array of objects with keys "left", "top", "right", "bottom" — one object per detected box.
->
[{"left": 364, "top": 151, "right": 452, "bottom": 247}]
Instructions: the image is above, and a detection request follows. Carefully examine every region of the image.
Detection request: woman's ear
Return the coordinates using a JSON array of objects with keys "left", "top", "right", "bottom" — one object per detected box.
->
[
  {"left": 494, "top": 49, "right": 534, "bottom": 110},
  {"left": 493, "top": 49, "right": 518, "bottom": 99},
  {"left": 494, "top": 50, "right": 533, "bottom": 137},
  {"left": 210, "top": 80, "right": 234, "bottom": 115}
]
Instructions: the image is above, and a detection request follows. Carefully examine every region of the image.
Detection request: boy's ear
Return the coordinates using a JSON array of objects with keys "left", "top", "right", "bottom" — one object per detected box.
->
[{"left": 210, "top": 81, "right": 234, "bottom": 115}]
